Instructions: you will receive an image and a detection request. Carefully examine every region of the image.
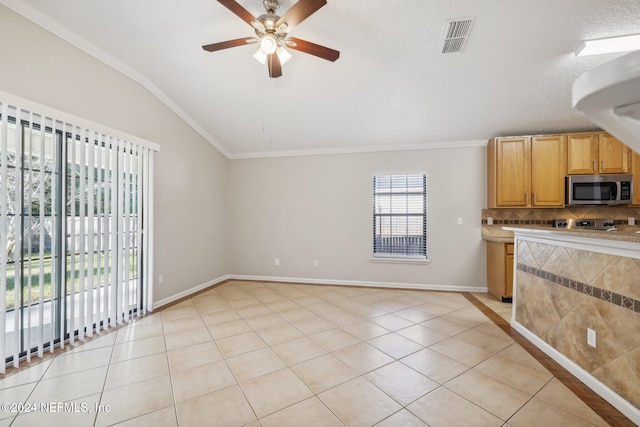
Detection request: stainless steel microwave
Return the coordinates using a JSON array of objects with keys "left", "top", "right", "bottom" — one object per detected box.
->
[{"left": 565, "top": 174, "right": 633, "bottom": 205}]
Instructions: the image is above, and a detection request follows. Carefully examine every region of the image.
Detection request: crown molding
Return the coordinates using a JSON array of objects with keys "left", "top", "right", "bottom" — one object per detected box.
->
[{"left": 228, "top": 139, "right": 488, "bottom": 159}]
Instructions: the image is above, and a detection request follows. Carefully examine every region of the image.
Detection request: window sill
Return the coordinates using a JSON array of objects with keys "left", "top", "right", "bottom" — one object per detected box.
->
[{"left": 371, "top": 256, "right": 430, "bottom": 264}]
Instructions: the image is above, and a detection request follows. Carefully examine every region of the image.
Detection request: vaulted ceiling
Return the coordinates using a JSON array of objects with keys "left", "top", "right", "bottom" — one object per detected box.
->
[{"left": 4, "top": 0, "right": 640, "bottom": 158}]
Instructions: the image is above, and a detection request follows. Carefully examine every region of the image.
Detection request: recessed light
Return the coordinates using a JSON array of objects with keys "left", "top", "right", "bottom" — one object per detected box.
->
[{"left": 575, "top": 33, "right": 640, "bottom": 57}]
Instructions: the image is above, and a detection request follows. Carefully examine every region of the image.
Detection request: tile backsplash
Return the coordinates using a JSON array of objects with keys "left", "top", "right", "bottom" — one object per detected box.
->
[{"left": 481, "top": 206, "right": 640, "bottom": 225}]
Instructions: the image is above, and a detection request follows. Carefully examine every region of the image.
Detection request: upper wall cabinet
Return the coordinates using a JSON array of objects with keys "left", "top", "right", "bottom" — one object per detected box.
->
[
  {"left": 488, "top": 135, "right": 566, "bottom": 208},
  {"left": 566, "top": 133, "right": 598, "bottom": 174},
  {"left": 488, "top": 137, "right": 530, "bottom": 207},
  {"left": 531, "top": 135, "right": 567, "bottom": 206},
  {"left": 567, "top": 132, "right": 630, "bottom": 175},
  {"left": 599, "top": 133, "right": 630, "bottom": 173}
]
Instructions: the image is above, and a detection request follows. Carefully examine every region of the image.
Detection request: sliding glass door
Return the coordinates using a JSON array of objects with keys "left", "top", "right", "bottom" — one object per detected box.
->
[{"left": 1, "top": 98, "right": 155, "bottom": 372}]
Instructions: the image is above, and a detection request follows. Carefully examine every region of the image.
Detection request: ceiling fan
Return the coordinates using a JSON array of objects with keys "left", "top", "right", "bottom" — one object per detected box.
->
[{"left": 202, "top": 0, "right": 340, "bottom": 78}]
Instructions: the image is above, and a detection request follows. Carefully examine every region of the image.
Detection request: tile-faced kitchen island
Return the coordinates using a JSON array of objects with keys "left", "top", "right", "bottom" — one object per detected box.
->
[{"left": 505, "top": 226, "right": 640, "bottom": 425}]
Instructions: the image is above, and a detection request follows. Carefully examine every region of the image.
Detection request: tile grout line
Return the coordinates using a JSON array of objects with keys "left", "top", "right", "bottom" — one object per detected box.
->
[
  {"left": 199, "top": 300, "right": 264, "bottom": 426},
  {"left": 501, "top": 376, "right": 555, "bottom": 426},
  {"left": 220, "top": 285, "right": 395, "bottom": 425},
  {"left": 91, "top": 328, "right": 120, "bottom": 427},
  {"left": 463, "top": 292, "right": 635, "bottom": 427},
  {"left": 164, "top": 302, "right": 183, "bottom": 425},
  {"left": 201, "top": 285, "right": 332, "bottom": 424},
  {"left": 3, "top": 281, "right": 630, "bottom": 426},
  {"left": 238, "top": 287, "right": 358, "bottom": 425}
]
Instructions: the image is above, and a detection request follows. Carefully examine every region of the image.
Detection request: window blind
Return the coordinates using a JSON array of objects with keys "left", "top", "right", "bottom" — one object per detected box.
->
[
  {"left": 0, "top": 92, "right": 158, "bottom": 372},
  {"left": 373, "top": 174, "right": 427, "bottom": 259}
]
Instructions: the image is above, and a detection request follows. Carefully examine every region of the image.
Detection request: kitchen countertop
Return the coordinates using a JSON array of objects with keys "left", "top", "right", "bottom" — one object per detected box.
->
[
  {"left": 482, "top": 224, "right": 640, "bottom": 244},
  {"left": 481, "top": 224, "right": 526, "bottom": 243}
]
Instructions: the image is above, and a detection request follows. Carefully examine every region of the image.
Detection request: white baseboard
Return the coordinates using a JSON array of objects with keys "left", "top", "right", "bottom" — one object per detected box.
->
[
  {"left": 152, "top": 274, "right": 486, "bottom": 310},
  {"left": 153, "top": 274, "right": 231, "bottom": 309},
  {"left": 511, "top": 320, "right": 640, "bottom": 425},
  {"left": 228, "top": 274, "right": 487, "bottom": 293}
]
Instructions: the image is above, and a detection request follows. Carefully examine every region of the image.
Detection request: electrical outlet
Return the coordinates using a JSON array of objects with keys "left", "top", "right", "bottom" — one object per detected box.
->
[
  {"left": 487, "top": 217, "right": 493, "bottom": 225},
  {"left": 158, "top": 274, "right": 163, "bottom": 284},
  {"left": 274, "top": 258, "right": 280, "bottom": 266},
  {"left": 587, "top": 328, "right": 596, "bottom": 348},
  {"left": 457, "top": 217, "right": 463, "bottom": 225},
  {"left": 629, "top": 217, "right": 636, "bottom": 226},
  {"left": 313, "top": 260, "right": 319, "bottom": 267}
]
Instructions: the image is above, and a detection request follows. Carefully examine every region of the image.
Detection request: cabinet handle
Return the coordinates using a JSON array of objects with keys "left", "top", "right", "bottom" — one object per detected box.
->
[
  {"left": 601, "top": 160, "right": 605, "bottom": 171},
  {"left": 593, "top": 160, "right": 596, "bottom": 171},
  {"left": 525, "top": 192, "right": 529, "bottom": 204},
  {"left": 533, "top": 192, "right": 537, "bottom": 205}
]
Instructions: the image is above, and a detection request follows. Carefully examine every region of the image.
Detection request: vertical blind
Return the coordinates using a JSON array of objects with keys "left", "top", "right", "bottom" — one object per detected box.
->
[
  {"left": 0, "top": 92, "right": 158, "bottom": 372},
  {"left": 373, "top": 174, "right": 427, "bottom": 259}
]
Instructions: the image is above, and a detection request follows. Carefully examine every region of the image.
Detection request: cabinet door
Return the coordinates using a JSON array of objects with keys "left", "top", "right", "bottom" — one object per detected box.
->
[
  {"left": 567, "top": 133, "right": 598, "bottom": 174},
  {"left": 505, "top": 243, "right": 514, "bottom": 298},
  {"left": 495, "top": 137, "right": 531, "bottom": 206},
  {"left": 531, "top": 135, "right": 566, "bottom": 206},
  {"left": 633, "top": 151, "right": 640, "bottom": 206},
  {"left": 487, "top": 241, "right": 512, "bottom": 300},
  {"left": 505, "top": 253, "right": 514, "bottom": 298},
  {"left": 486, "top": 241, "right": 505, "bottom": 300},
  {"left": 599, "top": 133, "right": 630, "bottom": 174}
]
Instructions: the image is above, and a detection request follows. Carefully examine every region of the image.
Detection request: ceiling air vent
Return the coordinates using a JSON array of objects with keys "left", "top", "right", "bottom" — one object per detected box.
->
[{"left": 441, "top": 17, "right": 475, "bottom": 54}]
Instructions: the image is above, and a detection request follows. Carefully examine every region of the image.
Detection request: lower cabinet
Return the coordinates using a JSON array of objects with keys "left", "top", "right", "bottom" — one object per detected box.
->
[
  {"left": 487, "top": 241, "right": 514, "bottom": 302},
  {"left": 633, "top": 151, "right": 640, "bottom": 206}
]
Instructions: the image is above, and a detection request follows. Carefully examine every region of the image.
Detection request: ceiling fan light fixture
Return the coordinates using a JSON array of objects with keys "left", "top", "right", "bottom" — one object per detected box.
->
[
  {"left": 260, "top": 34, "right": 278, "bottom": 54},
  {"left": 253, "top": 46, "right": 291, "bottom": 65},
  {"left": 203, "top": 0, "right": 339, "bottom": 77},
  {"left": 253, "top": 48, "right": 267, "bottom": 64},
  {"left": 276, "top": 46, "right": 292, "bottom": 64}
]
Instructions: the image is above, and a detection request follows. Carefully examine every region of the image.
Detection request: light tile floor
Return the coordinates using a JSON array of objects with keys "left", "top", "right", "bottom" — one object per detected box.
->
[{"left": 0, "top": 281, "right": 610, "bottom": 426}]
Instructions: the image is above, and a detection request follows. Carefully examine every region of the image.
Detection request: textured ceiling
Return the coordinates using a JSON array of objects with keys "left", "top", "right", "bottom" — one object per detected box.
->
[{"left": 4, "top": 0, "right": 640, "bottom": 158}]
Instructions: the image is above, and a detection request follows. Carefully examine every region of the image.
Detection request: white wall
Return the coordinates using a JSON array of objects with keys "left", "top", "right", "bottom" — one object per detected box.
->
[
  {"left": 0, "top": 5, "right": 229, "bottom": 303},
  {"left": 228, "top": 147, "right": 487, "bottom": 290}
]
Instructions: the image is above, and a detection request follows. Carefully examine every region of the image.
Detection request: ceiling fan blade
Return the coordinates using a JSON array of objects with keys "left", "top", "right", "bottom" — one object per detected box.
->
[
  {"left": 276, "top": 0, "right": 327, "bottom": 31},
  {"left": 217, "top": 0, "right": 259, "bottom": 27},
  {"left": 202, "top": 37, "right": 257, "bottom": 52},
  {"left": 267, "top": 53, "right": 282, "bottom": 78},
  {"left": 286, "top": 37, "right": 339, "bottom": 62}
]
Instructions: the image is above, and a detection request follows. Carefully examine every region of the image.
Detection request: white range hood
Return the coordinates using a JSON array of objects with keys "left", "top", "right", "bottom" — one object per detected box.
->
[{"left": 573, "top": 50, "right": 640, "bottom": 154}]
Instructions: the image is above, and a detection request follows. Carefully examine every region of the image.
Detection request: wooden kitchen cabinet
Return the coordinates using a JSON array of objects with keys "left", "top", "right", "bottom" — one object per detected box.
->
[
  {"left": 567, "top": 132, "right": 630, "bottom": 174},
  {"left": 632, "top": 150, "right": 640, "bottom": 205},
  {"left": 487, "top": 241, "right": 513, "bottom": 301},
  {"left": 599, "top": 133, "right": 630, "bottom": 173},
  {"left": 488, "top": 135, "right": 566, "bottom": 208},
  {"left": 567, "top": 133, "right": 598, "bottom": 174},
  {"left": 488, "top": 137, "right": 530, "bottom": 207},
  {"left": 531, "top": 135, "right": 567, "bottom": 206}
]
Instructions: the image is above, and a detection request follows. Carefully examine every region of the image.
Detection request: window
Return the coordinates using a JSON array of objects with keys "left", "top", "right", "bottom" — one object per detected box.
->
[{"left": 373, "top": 174, "right": 427, "bottom": 260}]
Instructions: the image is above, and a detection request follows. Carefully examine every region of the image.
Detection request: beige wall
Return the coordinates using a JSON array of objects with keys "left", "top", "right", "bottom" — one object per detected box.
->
[
  {"left": 1, "top": 4, "right": 489, "bottom": 301},
  {"left": 228, "top": 147, "right": 487, "bottom": 290},
  {"left": 0, "top": 5, "right": 229, "bottom": 303}
]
